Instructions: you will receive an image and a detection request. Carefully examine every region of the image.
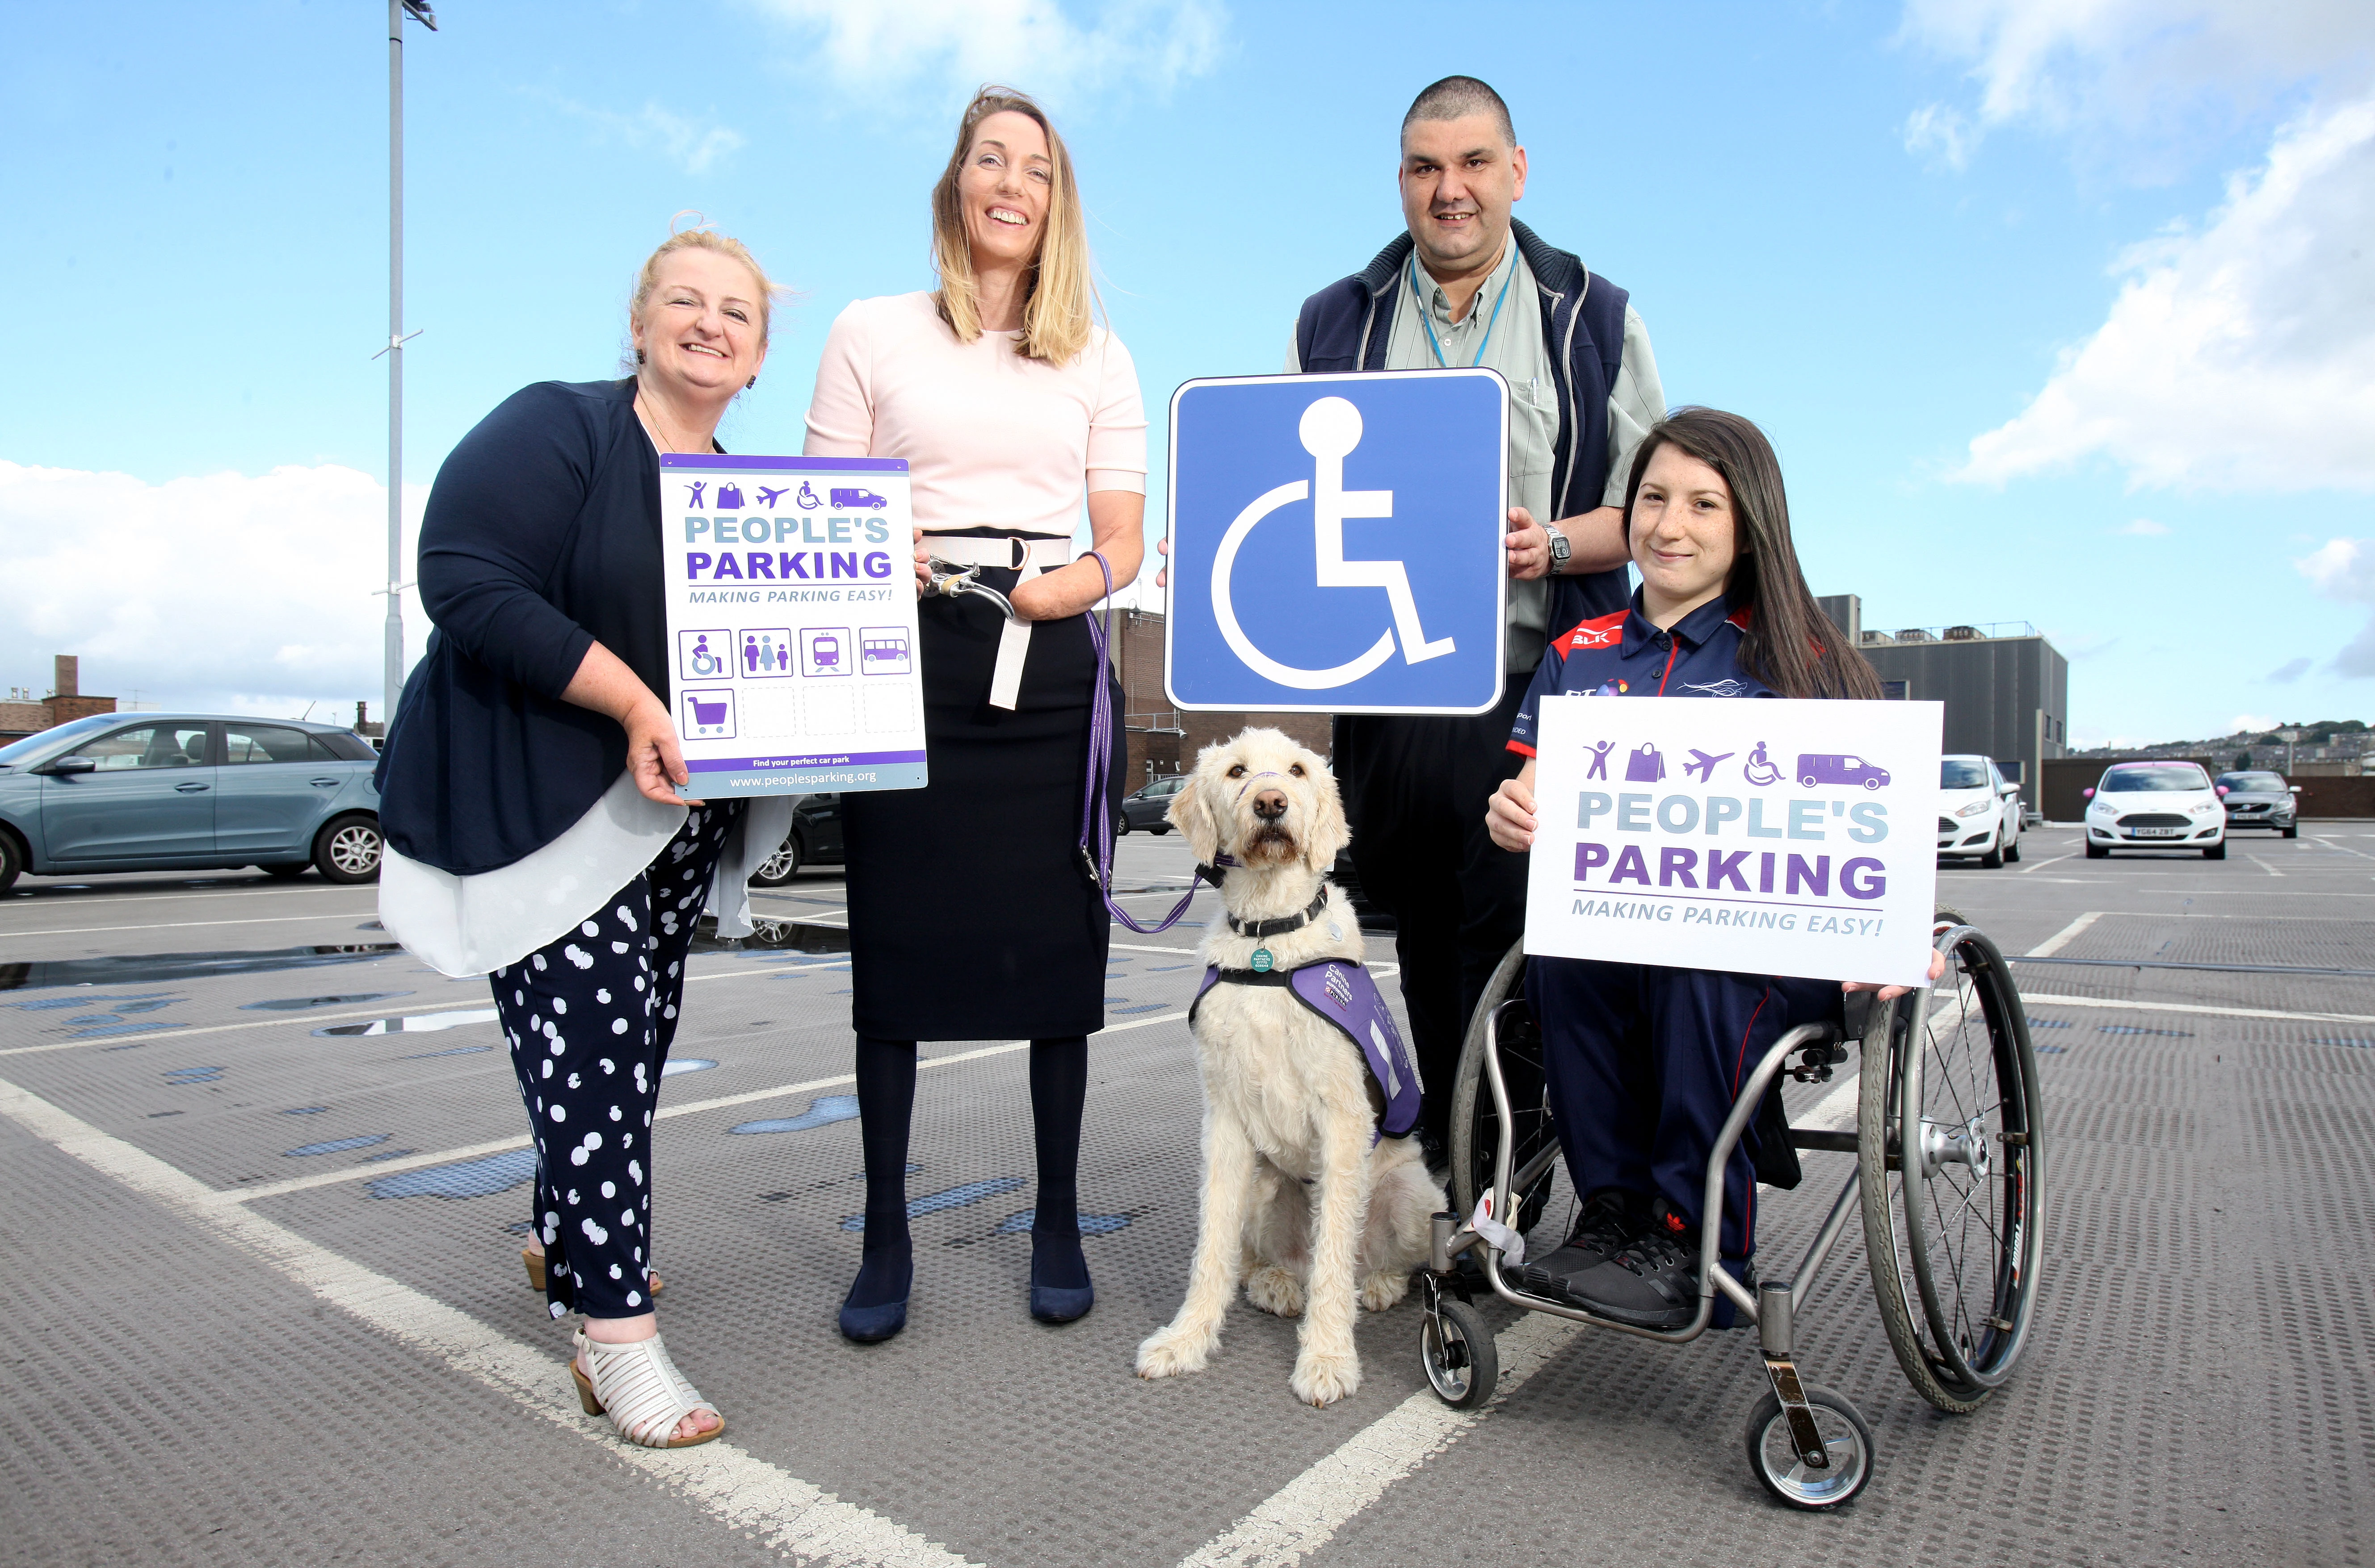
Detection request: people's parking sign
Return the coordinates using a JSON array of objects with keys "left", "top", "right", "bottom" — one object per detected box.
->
[{"left": 1164, "top": 370, "right": 1508, "bottom": 714}]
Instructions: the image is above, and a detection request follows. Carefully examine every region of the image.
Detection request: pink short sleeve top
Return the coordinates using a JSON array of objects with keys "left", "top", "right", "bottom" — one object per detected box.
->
[{"left": 801, "top": 291, "right": 1148, "bottom": 537}]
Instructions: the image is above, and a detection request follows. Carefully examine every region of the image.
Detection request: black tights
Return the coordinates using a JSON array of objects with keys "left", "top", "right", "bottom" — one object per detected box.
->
[{"left": 846, "top": 1034, "right": 1089, "bottom": 1308}]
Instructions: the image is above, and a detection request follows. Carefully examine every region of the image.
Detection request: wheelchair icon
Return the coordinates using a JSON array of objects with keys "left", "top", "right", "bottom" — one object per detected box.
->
[
  {"left": 795, "top": 481, "right": 821, "bottom": 510},
  {"left": 1743, "top": 741, "right": 1782, "bottom": 787},
  {"left": 1211, "top": 396, "right": 1458, "bottom": 691}
]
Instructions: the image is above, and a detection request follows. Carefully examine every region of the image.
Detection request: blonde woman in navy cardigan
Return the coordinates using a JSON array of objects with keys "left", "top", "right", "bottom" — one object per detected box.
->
[{"left": 377, "top": 226, "right": 793, "bottom": 1448}]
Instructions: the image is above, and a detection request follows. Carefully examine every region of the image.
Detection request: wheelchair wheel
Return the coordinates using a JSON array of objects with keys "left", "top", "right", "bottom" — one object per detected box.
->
[
  {"left": 1859, "top": 919, "right": 2046, "bottom": 1413},
  {"left": 1744, "top": 1384, "right": 1874, "bottom": 1509},
  {"left": 1447, "top": 940, "right": 1557, "bottom": 1237},
  {"left": 1421, "top": 1296, "right": 1498, "bottom": 1409}
]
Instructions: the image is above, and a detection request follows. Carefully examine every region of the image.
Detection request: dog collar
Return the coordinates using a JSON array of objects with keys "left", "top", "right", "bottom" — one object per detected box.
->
[
  {"left": 1227, "top": 887, "right": 1330, "bottom": 939},
  {"left": 1193, "top": 851, "right": 1241, "bottom": 888}
]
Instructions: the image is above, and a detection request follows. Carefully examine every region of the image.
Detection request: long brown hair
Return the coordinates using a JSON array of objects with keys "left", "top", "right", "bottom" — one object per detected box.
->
[
  {"left": 929, "top": 87, "right": 1096, "bottom": 365},
  {"left": 1619, "top": 407, "right": 1880, "bottom": 700}
]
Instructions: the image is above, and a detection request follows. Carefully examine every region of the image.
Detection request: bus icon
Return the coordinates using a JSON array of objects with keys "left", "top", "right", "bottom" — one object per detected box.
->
[
  {"left": 829, "top": 488, "right": 888, "bottom": 510},
  {"left": 859, "top": 628, "right": 912, "bottom": 675}
]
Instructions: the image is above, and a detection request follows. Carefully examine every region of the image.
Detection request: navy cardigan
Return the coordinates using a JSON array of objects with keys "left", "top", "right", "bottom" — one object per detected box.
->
[{"left": 376, "top": 378, "right": 676, "bottom": 876}]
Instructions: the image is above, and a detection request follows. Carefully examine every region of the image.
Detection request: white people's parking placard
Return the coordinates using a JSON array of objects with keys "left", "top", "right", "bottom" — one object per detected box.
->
[
  {"left": 1524, "top": 696, "right": 1944, "bottom": 987},
  {"left": 659, "top": 453, "right": 926, "bottom": 798}
]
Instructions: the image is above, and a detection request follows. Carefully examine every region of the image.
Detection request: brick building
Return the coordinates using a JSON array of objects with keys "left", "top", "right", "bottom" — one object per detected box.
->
[
  {"left": 0, "top": 656, "right": 117, "bottom": 744},
  {"left": 1101, "top": 607, "right": 1332, "bottom": 788}
]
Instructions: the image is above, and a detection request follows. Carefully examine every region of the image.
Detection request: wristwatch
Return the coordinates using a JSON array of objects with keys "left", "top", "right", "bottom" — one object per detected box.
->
[{"left": 1544, "top": 523, "right": 1571, "bottom": 573}]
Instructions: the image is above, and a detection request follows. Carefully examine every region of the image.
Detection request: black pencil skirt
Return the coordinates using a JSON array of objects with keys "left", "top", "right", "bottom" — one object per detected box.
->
[{"left": 842, "top": 558, "right": 1125, "bottom": 1042}]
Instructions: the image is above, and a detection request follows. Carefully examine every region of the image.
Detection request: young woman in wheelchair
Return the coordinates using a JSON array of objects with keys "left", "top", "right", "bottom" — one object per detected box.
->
[{"left": 1484, "top": 407, "right": 1931, "bottom": 1329}]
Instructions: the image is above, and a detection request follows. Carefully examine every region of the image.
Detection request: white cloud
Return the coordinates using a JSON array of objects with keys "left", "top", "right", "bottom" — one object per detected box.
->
[
  {"left": 2230, "top": 712, "right": 2278, "bottom": 733},
  {"left": 2296, "top": 536, "right": 2375, "bottom": 675},
  {"left": 1954, "top": 96, "right": 2375, "bottom": 493},
  {"left": 533, "top": 93, "right": 748, "bottom": 174},
  {"left": 0, "top": 461, "right": 428, "bottom": 719},
  {"left": 753, "top": 0, "right": 1226, "bottom": 101},
  {"left": 2266, "top": 657, "right": 2312, "bottom": 684},
  {"left": 2118, "top": 517, "right": 2169, "bottom": 535}
]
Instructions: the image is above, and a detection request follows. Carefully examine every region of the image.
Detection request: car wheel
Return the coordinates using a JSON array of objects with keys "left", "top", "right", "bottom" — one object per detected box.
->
[
  {"left": 2203, "top": 842, "right": 2227, "bottom": 860},
  {"left": 2004, "top": 835, "right": 2021, "bottom": 863},
  {"left": 2085, "top": 842, "right": 2109, "bottom": 859},
  {"left": 752, "top": 834, "right": 802, "bottom": 887},
  {"left": 1979, "top": 839, "right": 2004, "bottom": 869},
  {"left": 0, "top": 828, "right": 21, "bottom": 895},
  {"left": 313, "top": 813, "right": 383, "bottom": 884},
  {"left": 2282, "top": 824, "right": 2298, "bottom": 839},
  {"left": 1152, "top": 824, "right": 1171, "bottom": 835},
  {"left": 1116, "top": 818, "right": 1131, "bottom": 837},
  {"left": 260, "top": 862, "right": 311, "bottom": 880}
]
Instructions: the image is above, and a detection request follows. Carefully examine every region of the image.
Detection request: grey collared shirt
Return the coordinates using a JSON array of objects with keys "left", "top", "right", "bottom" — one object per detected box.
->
[{"left": 1287, "top": 239, "right": 1665, "bottom": 673}]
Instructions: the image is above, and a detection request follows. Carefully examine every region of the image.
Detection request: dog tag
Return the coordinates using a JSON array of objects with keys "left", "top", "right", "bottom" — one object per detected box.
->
[
  {"left": 1250, "top": 948, "right": 1274, "bottom": 973},
  {"left": 1327, "top": 922, "right": 1343, "bottom": 941}
]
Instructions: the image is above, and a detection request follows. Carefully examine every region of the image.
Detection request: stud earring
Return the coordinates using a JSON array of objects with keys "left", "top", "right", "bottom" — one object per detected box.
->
[
  {"left": 746, "top": 376, "right": 757, "bottom": 390},
  {"left": 636, "top": 349, "right": 647, "bottom": 365}
]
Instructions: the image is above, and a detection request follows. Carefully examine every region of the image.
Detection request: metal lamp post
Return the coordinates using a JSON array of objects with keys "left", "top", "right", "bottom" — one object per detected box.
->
[{"left": 379, "top": 0, "right": 438, "bottom": 735}]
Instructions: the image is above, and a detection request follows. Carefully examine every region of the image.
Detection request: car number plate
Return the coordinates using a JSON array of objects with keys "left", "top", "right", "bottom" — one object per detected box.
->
[{"left": 2129, "top": 827, "right": 2183, "bottom": 838}]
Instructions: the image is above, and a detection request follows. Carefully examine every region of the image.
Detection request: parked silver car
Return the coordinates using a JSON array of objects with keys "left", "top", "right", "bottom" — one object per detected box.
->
[
  {"left": 2214, "top": 769, "right": 2299, "bottom": 838},
  {"left": 0, "top": 713, "right": 384, "bottom": 893}
]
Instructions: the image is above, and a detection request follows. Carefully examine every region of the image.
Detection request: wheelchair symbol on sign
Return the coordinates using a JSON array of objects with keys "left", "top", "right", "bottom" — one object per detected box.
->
[{"left": 1211, "top": 396, "right": 1458, "bottom": 690}]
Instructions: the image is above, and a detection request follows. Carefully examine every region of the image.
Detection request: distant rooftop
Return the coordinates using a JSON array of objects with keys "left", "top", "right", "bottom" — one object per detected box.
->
[{"left": 1860, "top": 620, "right": 2039, "bottom": 645}]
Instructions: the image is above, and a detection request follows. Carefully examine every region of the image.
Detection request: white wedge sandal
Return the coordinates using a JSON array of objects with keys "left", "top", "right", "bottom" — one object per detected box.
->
[{"left": 571, "top": 1329, "right": 725, "bottom": 1449}]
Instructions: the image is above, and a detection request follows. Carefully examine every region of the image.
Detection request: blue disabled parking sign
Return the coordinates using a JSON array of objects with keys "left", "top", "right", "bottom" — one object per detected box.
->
[{"left": 1164, "top": 369, "right": 1509, "bottom": 715}]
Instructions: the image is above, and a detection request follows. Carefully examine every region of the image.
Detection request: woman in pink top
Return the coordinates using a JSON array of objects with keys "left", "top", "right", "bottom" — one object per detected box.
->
[{"left": 803, "top": 87, "right": 1148, "bottom": 1342}]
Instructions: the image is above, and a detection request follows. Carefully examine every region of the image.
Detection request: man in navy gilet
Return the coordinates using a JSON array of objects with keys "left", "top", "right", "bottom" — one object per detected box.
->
[{"left": 1292, "top": 76, "right": 1666, "bottom": 1163}]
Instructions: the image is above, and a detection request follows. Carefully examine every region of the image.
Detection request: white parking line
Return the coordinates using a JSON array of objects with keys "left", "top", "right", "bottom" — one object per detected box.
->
[
  {"left": 5, "top": 910, "right": 385, "bottom": 938},
  {"left": 2024, "top": 911, "right": 2102, "bottom": 958},
  {"left": 0, "top": 1076, "right": 982, "bottom": 1568},
  {"left": 2245, "top": 855, "right": 2286, "bottom": 878},
  {"left": 213, "top": 1008, "right": 1195, "bottom": 1203},
  {"left": 3, "top": 884, "right": 375, "bottom": 910},
  {"left": 2019, "top": 992, "right": 2375, "bottom": 1026},
  {"left": 2016, "top": 851, "right": 2076, "bottom": 874}
]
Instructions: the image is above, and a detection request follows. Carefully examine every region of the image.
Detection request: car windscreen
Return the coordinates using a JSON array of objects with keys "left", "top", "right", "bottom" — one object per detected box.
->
[
  {"left": 2101, "top": 765, "right": 2211, "bottom": 792},
  {"left": 1940, "top": 759, "right": 1990, "bottom": 789},
  {"left": 0, "top": 713, "right": 120, "bottom": 765},
  {"left": 2216, "top": 772, "right": 2287, "bottom": 792}
]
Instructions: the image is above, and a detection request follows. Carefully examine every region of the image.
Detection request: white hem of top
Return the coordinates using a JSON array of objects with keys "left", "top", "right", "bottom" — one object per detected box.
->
[{"left": 377, "top": 771, "right": 799, "bottom": 979}]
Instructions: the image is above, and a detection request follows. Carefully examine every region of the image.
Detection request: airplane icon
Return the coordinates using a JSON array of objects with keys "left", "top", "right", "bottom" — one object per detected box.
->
[
  {"left": 755, "top": 485, "right": 790, "bottom": 507},
  {"left": 1681, "top": 748, "right": 1735, "bottom": 783}
]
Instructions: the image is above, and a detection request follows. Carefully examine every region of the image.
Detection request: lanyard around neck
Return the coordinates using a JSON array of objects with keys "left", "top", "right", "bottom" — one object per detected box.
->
[{"left": 1410, "top": 250, "right": 1516, "bottom": 369}]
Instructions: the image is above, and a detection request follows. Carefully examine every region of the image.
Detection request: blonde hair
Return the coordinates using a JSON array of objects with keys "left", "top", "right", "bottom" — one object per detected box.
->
[
  {"left": 630, "top": 214, "right": 786, "bottom": 345},
  {"left": 930, "top": 88, "right": 1096, "bottom": 365}
]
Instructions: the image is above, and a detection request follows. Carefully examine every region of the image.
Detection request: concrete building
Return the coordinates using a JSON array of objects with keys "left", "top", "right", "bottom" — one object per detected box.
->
[
  {"left": 1820, "top": 595, "right": 2068, "bottom": 813},
  {"left": 0, "top": 656, "right": 117, "bottom": 745}
]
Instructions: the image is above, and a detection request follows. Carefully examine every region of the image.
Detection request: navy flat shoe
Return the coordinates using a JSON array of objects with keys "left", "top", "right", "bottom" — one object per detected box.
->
[
  {"left": 1029, "top": 1230, "right": 1093, "bottom": 1324},
  {"left": 839, "top": 1243, "right": 912, "bottom": 1343}
]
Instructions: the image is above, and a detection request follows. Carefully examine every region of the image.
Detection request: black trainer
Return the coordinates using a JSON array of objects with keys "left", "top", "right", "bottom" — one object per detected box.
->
[
  {"left": 1513, "top": 1189, "right": 1644, "bottom": 1304},
  {"left": 1561, "top": 1200, "right": 1703, "bottom": 1330}
]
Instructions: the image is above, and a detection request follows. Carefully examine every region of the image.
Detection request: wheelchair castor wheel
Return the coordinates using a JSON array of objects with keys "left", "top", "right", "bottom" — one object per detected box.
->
[
  {"left": 1421, "top": 1295, "right": 1497, "bottom": 1409},
  {"left": 1743, "top": 1383, "right": 1874, "bottom": 1509}
]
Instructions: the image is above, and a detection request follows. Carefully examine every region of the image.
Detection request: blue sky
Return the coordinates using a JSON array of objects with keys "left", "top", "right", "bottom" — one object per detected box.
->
[{"left": 3, "top": 0, "right": 2371, "bottom": 745}]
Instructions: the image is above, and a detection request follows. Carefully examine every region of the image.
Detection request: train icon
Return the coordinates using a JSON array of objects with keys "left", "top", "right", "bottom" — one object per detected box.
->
[{"left": 803, "top": 627, "right": 853, "bottom": 678}]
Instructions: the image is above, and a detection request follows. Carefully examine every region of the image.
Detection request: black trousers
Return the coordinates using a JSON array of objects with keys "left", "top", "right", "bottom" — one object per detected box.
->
[{"left": 1335, "top": 682, "right": 1530, "bottom": 1153}]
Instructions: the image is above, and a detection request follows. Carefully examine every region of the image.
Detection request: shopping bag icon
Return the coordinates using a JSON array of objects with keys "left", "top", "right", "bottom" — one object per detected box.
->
[
  {"left": 1625, "top": 743, "right": 1666, "bottom": 783},
  {"left": 715, "top": 483, "right": 745, "bottom": 509}
]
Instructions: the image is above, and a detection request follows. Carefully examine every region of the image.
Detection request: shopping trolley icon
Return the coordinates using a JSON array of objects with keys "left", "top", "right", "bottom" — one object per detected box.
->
[{"left": 681, "top": 690, "right": 736, "bottom": 739}]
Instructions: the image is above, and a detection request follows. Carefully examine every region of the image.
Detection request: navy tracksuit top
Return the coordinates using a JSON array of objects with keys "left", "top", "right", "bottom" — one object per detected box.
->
[{"left": 1505, "top": 589, "right": 1835, "bottom": 1268}]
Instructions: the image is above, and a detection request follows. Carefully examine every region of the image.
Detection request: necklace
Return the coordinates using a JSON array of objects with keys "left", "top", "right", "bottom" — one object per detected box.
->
[
  {"left": 633, "top": 387, "right": 712, "bottom": 455},
  {"left": 1410, "top": 249, "right": 1516, "bottom": 369}
]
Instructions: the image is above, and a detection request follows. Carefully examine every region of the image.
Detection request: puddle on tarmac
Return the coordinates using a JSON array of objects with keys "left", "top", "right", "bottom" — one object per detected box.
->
[
  {"left": 243, "top": 992, "right": 411, "bottom": 1012},
  {"left": 2029, "top": 1019, "right": 2072, "bottom": 1028},
  {"left": 164, "top": 1066, "right": 224, "bottom": 1084},
  {"left": 841, "top": 1176, "right": 1025, "bottom": 1230},
  {"left": 286, "top": 1134, "right": 391, "bottom": 1157},
  {"left": 315, "top": 1008, "right": 496, "bottom": 1038},
  {"left": 687, "top": 917, "right": 852, "bottom": 956},
  {"left": 2314, "top": 1037, "right": 2375, "bottom": 1048},
  {"left": 1110, "top": 1003, "right": 1169, "bottom": 1015},
  {"left": 731, "top": 1094, "right": 859, "bottom": 1135},
  {"left": 399, "top": 1044, "right": 494, "bottom": 1059},
  {"left": 2098, "top": 1024, "right": 2194, "bottom": 1038},
  {"left": 283, "top": 1106, "right": 329, "bottom": 1115},
  {"left": 993, "top": 1209, "right": 1134, "bottom": 1236},
  {"left": 663, "top": 1058, "right": 715, "bottom": 1077},
  {"left": 367, "top": 1146, "right": 537, "bottom": 1200},
  {"left": 0, "top": 943, "right": 401, "bottom": 993}
]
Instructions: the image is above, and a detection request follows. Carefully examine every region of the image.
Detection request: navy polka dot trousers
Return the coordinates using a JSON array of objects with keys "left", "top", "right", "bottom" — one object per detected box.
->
[{"left": 492, "top": 802, "right": 742, "bottom": 1320}]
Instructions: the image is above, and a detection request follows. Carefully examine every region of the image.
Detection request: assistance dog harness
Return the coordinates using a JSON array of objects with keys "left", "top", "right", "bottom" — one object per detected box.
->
[{"left": 1186, "top": 889, "right": 1423, "bottom": 1142}]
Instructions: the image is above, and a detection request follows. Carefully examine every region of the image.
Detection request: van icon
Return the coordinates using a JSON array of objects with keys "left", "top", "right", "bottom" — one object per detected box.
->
[
  {"left": 829, "top": 487, "right": 888, "bottom": 510},
  {"left": 1796, "top": 753, "right": 1892, "bottom": 790}
]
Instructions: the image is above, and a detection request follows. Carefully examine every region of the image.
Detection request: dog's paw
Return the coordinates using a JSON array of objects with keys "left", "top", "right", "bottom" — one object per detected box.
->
[
  {"left": 1290, "top": 1346, "right": 1362, "bottom": 1407},
  {"left": 1245, "top": 1266, "right": 1307, "bottom": 1318},
  {"left": 1135, "top": 1326, "right": 1215, "bottom": 1380},
  {"left": 1358, "top": 1270, "right": 1411, "bottom": 1312}
]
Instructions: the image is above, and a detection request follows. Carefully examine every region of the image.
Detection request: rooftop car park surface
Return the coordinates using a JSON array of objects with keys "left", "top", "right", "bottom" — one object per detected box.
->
[{"left": 5, "top": 826, "right": 2374, "bottom": 1564}]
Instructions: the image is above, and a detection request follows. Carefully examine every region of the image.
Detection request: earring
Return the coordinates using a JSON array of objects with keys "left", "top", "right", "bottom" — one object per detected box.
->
[
  {"left": 746, "top": 376, "right": 757, "bottom": 390},
  {"left": 636, "top": 349, "right": 646, "bottom": 365}
]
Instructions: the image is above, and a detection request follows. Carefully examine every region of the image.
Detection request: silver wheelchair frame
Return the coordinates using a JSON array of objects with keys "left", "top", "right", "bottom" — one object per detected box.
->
[{"left": 1416, "top": 918, "right": 2047, "bottom": 1509}]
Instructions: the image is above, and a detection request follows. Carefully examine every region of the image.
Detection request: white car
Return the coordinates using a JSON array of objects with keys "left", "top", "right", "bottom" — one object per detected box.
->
[
  {"left": 1937, "top": 754, "right": 2023, "bottom": 867},
  {"left": 2083, "top": 761, "right": 2227, "bottom": 860}
]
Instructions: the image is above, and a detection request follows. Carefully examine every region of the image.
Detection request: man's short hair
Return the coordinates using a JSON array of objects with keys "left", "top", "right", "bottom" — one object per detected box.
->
[{"left": 1401, "top": 75, "right": 1516, "bottom": 147}]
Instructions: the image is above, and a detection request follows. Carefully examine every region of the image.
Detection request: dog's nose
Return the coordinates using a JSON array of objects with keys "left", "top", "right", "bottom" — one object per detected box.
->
[{"left": 1252, "top": 788, "right": 1289, "bottom": 821}]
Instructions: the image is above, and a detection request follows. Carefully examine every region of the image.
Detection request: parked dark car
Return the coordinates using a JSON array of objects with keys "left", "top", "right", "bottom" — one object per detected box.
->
[
  {"left": 2215, "top": 770, "right": 2300, "bottom": 837},
  {"left": 1118, "top": 774, "right": 1185, "bottom": 835},
  {"left": 750, "top": 794, "right": 846, "bottom": 885},
  {"left": 0, "top": 713, "right": 384, "bottom": 893}
]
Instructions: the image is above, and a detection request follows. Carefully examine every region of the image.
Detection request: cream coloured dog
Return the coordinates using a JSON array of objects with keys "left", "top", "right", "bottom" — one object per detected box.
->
[{"left": 1134, "top": 728, "right": 1446, "bottom": 1407}]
